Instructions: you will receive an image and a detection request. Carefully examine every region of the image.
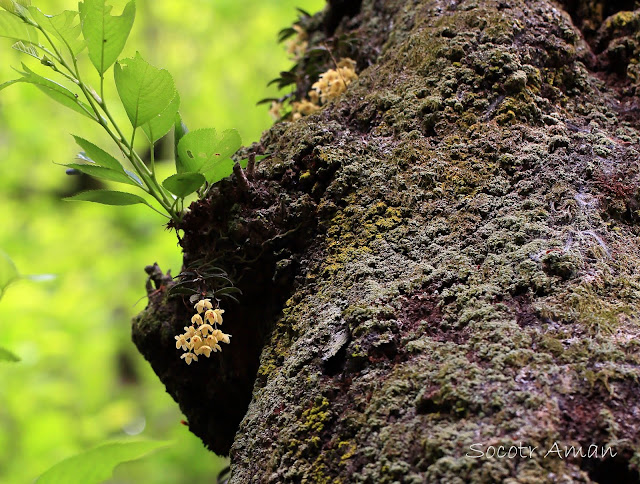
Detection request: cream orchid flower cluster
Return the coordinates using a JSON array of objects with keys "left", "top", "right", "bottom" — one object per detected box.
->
[
  {"left": 286, "top": 25, "right": 308, "bottom": 61},
  {"left": 292, "top": 58, "right": 358, "bottom": 120},
  {"left": 174, "top": 299, "right": 231, "bottom": 365}
]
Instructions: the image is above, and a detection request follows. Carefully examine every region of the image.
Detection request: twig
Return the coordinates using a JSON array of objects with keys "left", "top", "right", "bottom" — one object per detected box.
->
[
  {"left": 246, "top": 152, "right": 256, "bottom": 179},
  {"left": 233, "top": 162, "right": 251, "bottom": 192}
]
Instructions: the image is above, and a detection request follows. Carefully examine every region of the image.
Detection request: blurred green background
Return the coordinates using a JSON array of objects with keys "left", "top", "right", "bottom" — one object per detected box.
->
[{"left": 0, "top": 0, "right": 323, "bottom": 482}]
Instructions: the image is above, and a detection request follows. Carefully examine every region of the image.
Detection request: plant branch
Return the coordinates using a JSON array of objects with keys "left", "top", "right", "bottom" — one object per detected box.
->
[{"left": 18, "top": 12, "right": 186, "bottom": 224}]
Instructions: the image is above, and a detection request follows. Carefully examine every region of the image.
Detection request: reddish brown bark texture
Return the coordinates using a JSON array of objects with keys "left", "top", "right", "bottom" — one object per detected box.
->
[{"left": 133, "top": 1, "right": 640, "bottom": 482}]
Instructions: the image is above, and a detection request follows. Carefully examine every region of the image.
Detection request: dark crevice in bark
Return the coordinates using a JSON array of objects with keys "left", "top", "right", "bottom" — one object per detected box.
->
[
  {"left": 557, "top": 0, "right": 640, "bottom": 106},
  {"left": 321, "top": 329, "right": 351, "bottom": 376},
  {"left": 582, "top": 451, "right": 640, "bottom": 484},
  {"left": 557, "top": 0, "right": 639, "bottom": 47},
  {"left": 325, "top": 0, "right": 364, "bottom": 34}
]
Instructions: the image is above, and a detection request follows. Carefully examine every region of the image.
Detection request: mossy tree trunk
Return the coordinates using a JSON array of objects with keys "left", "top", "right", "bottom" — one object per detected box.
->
[{"left": 133, "top": 0, "right": 640, "bottom": 482}]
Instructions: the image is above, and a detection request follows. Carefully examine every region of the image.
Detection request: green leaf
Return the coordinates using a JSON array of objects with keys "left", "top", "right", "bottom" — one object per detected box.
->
[
  {"left": 28, "top": 8, "right": 86, "bottom": 56},
  {"left": 0, "top": 9, "right": 38, "bottom": 42},
  {"left": 78, "top": 0, "right": 135, "bottom": 75},
  {"left": 0, "top": 78, "right": 20, "bottom": 91},
  {"left": 15, "top": 64, "right": 93, "bottom": 118},
  {"left": 64, "top": 190, "right": 149, "bottom": 206},
  {"left": 0, "top": 346, "right": 20, "bottom": 362},
  {"left": 12, "top": 40, "right": 39, "bottom": 59},
  {"left": 162, "top": 172, "right": 205, "bottom": 198},
  {"left": 214, "top": 286, "right": 242, "bottom": 296},
  {"left": 63, "top": 163, "right": 141, "bottom": 186},
  {"left": 36, "top": 440, "right": 170, "bottom": 484},
  {"left": 199, "top": 129, "right": 242, "bottom": 173},
  {"left": 277, "top": 26, "right": 297, "bottom": 43},
  {"left": 0, "top": 0, "right": 30, "bottom": 15},
  {"left": 0, "top": 0, "right": 29, "bottom": 10},
  {"left": 114, "top": 52, "right": 176, "bottom": 128},
  {"left": 167, "top": 286, "right": 198, "bottom": 296},
  {"left": 141, "top": 90, "right": 179, "bottom": 143},
  {"left": 176, "top": 128, "right": 242, "bottom": 184},
  {"left": 0, "top": 249, "right": 18, "bottom": 296},
  {"left": 173, "top": 112, "right": 188, "bottom": 163},
  {"left": 72, "top": 136, "right": 124, "bottom": 171},
  {"left": 176, "top": 127, "right": 214, "bottom": 173}
]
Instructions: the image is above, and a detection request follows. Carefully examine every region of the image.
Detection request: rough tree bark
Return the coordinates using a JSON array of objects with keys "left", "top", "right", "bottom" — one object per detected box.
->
[{"left": 133, "top": 0, "right": 640, "bottom": 482}]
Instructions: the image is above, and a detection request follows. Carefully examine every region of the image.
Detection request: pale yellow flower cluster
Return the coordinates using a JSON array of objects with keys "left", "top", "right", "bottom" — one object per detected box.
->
[
  {"left": 286, "top": 25, "right": 308, "bottom": 60},
  {"left": 292, "top": 58, "right": 358, "bottom": 120},
  {"left": 312, "top": 58, "right": 358, "bottom": 103},
  {"left": 174, "top": 299, "right": 231, "bottom": 365},
  {"left": 290, "top": 99, "right": 321, "bottom": 120},
  {"left": 269, "top": 101, "right": 283, "bottom": 121}
]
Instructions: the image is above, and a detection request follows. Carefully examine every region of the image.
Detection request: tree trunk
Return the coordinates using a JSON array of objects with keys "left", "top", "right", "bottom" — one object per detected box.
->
[{"left": 132, "top": 0, "right": 640, "bottom": 482}]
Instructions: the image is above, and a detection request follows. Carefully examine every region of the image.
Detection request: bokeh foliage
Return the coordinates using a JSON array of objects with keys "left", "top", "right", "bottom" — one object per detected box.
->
[{"left": 0, "top": 0, "right": 323, "bottom": 482}]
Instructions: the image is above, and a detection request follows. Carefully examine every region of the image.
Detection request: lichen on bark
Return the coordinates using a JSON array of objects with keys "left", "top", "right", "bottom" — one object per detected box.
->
[{"left": 133, "top": 0, "right": 640, "bottom": 482}]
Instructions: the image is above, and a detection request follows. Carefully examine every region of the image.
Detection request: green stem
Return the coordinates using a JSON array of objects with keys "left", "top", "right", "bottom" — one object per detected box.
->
[
  {"left": 146, "top": 203, "right": 172, "bottom": 220},
  {"left": 131, "top": 148, "right": 173, "bottom": 205},
  {"left": 96, "top": 98, "right": 172, "bottom": 209},
  {"left": 149, "top": 140, "right": 156, "bottom": 177},
  {"left": 46, "top": 62, "right": 78, "bottom": 84},
  {"left": 130, "top": 127, "right": 137, "bottom": 160}
]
